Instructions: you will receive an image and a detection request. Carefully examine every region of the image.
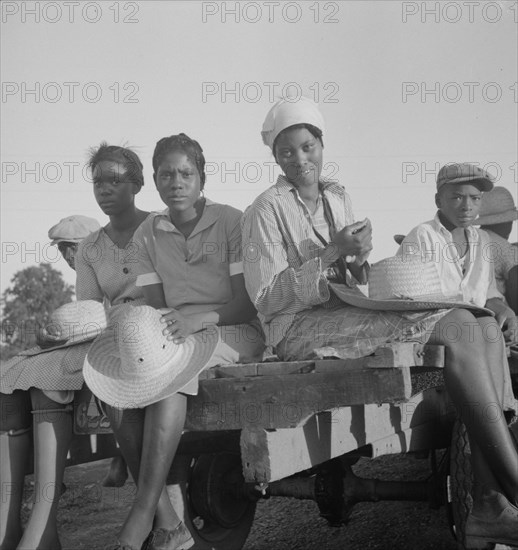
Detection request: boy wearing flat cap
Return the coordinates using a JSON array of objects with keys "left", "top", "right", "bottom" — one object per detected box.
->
[{"left": 398, "top": 162, "right": 517, "bottom": 342}]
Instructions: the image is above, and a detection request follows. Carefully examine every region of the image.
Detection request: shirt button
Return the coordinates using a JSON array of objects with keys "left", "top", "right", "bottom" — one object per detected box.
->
[{"left": 123, "top": 267, "right": 129, "bottom": 274}]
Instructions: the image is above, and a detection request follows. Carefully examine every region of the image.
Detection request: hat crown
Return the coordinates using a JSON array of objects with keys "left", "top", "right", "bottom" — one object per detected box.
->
[
  {"left": 48, "top": 215, "right": 101, "bottom": 244},
  {"left": 436, "top": 163, "right": 494, "bottom": 192},
  {"left": 116, "top": 306, "right": 180, "bottom": 378},
  {"left": 48, "top": 300, "right": 106, "bottom": 341},
  {"left": 479, "top": 186, "right": 517, "bottom": 217},
  {"left": 261, "top": 96, "right": 325, "bottom": 149},
  {"left": 368, "top": 256, "right": 455, "bottom": 300}
]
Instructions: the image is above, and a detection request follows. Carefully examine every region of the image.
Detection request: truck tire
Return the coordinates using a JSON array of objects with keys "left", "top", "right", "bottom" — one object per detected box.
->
[{"left": 166, "top": 452, "right": 256, "bottom": 550}]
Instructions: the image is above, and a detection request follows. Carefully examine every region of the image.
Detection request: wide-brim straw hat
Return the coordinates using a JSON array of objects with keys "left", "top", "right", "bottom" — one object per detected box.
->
[
  {"left": 84, "top": 304, "right": 219, "bottom": 409},
  {"left": 48, "top": 215, "right": 101, "bottom": 245},
  {"left": 19, "top": 300, "right": 106, "bottom": 356},
  {"left": 330, "top": 255, "right": 491, "bottom": 314},
  {"left": 476, "top": 186, "right": 518, "bottom": 226}
]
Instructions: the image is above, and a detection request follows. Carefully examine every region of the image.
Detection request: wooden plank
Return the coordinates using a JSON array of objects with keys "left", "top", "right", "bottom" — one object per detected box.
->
[
  {"left": 239, "top": 386, "right": 454, "bottom": 483},
  {"left": 185, "top": 366, "right": 412, "bottom": 431}
]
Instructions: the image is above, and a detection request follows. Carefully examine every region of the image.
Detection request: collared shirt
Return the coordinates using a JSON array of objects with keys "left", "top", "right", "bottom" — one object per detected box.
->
[
  {"left": 485, "top": 230, "right": 518, "bottom": 295},
  {"left": 397, "top": 213, "right": 503, "bottom": 307},
  {"left": 134, "top": 199, "right": 243, "bottom": 315},
  {"left": 241, "top": 175, "right": 356, "bottom": 347}
]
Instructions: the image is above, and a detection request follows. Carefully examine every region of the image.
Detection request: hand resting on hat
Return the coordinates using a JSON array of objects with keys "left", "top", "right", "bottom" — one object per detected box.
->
[{"left": 159, "top": 308, "right": 215, "bottom": 344}]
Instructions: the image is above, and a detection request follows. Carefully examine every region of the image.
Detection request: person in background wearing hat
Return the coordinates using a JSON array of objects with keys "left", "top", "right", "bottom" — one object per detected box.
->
[
  {"left": 0, "top": 144, "right": 149, "bottom": 550},
  {"left": 48, "top": 215, "right": 101, "bottom": 269},
  {"left": 476, "top": 186, "right": 518, "bottom": 315},
  {"left": 242, "top": 99, "right": 518, "bottom": 547},
  {"left": 86, "top": 133, "right": 264, "bottom": 550},
  {"left": 396, "top": 163, "right": 518, "bottom": 546},
  {"left": 49, "top": 215, "right": 131, "bottom": 488}
]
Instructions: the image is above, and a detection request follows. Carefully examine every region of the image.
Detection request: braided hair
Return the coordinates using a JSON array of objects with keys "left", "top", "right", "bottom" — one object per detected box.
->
[
  {"left": 88, "top": 143, "right": 144, "bottom": 189},
  {"left": 152, "top": 133, "right": 206, "bottom": 188}
]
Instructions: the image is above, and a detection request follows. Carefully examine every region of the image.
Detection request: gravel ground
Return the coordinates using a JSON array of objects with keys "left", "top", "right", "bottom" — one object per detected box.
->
[{"left": 23, "top": 454, "right": 461, "bottom": 550}]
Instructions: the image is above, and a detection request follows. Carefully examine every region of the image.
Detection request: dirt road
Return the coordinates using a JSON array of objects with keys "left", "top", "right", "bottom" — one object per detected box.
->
[{"left": 22, "top": 454, "right": 461, "bottom": 550}]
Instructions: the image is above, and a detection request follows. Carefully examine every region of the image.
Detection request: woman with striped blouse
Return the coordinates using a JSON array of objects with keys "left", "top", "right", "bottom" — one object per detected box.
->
[{"left": 241, "top": 97, "right": 518, "bottom": 546}]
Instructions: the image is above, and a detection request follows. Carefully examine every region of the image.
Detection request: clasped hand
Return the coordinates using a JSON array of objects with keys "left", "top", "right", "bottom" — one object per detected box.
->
[{"left": 331, "top": 218, "right": 373, "bottom": 262}]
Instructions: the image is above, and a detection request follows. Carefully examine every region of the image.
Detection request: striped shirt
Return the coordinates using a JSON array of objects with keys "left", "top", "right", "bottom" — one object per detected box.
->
[{"left": 241, "top": 175, "right": 355, "bottom": 347}]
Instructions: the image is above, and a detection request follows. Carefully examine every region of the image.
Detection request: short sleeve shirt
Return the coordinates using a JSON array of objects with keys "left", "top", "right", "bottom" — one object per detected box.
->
[
  {"left": 134, "top": 200, "right": 243, "bottom": 315},
  {"left": 75, "top": 228, "right": 145, "bottom": 306}
]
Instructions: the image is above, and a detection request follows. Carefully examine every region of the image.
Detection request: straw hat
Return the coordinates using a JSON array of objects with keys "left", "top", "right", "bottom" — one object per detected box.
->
[
  {"left": 476, "top": 186, "right": 518, "bottom": 226},
  {"left": 84, "top": 305, "right": 219, "bottom": 409},
  {"left": 48, "top": 215, "right": 101, "bottom": 245},
  {"left": 330, "top": 256, "right": 490, "bottom": 313},
  {"left": 20, "top": 300, "right": 106, "bottom": 356}
]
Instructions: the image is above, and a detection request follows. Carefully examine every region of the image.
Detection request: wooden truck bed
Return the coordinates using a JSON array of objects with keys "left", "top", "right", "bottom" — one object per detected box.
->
[{"left": 71, "top": 343, "right": 456, "bottom": 482}]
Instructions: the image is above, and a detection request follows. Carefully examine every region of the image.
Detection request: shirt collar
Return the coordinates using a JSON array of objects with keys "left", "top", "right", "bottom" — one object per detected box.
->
[
  {"left": 155, "top": 199, "right": 218, "bottom": 235},
  {"left": 432, "top": 212, "right": 479, "bottom": 240},
  {"left": 274, "top": 174, "right": 343, "bottom": 196}
]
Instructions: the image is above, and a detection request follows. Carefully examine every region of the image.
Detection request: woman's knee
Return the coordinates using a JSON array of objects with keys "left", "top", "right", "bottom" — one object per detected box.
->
[{"left": 0, "top": 391, "right": 32, "bottom": 432}]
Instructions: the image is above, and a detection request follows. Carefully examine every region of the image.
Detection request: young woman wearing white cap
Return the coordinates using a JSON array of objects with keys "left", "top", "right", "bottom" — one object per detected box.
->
[
  {"left": 242, "top": 98, "right": 518, "bottom": 547},
  {"left": 0, "top": 144, "right": 149, "bottom": 550}
]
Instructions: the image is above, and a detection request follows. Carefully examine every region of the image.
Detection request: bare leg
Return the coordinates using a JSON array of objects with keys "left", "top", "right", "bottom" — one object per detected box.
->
[
  {"left": 0, "top": 392, "right": 32, "bottom": 550},
  {"left": 17, "top": 390, "right": 73, "bottom": 550},
  {"left": 105, "top": 396, "right": 186, "bottom": 549},
  {"left": 428, "top": 310, "right": 518, "bottom": 507}
]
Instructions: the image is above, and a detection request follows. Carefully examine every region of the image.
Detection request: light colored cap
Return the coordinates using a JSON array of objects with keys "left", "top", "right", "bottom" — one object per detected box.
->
[
  {"left": 436, "top": 163, "right": 494, "bottom": 192},
  {"left": 84, "top": 304, "right": 219, "bottom": 409},
  {"left": 476, "top": 186, "right": 518, "bottom": 226},
  {"left": 261, "top": 96, "right": 325, "bottom": 150},
  {"left": 48, "top": 215, "right": 101, "bottom": 245}
]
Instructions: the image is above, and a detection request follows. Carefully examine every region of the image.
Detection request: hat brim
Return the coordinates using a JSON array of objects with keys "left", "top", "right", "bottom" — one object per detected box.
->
[
  {"left": 83, "top": 328, "right": 219, "bottom": 409},
  {"left": 439, "top": 177, "right": 494, "bottom": 191},
  {"left": 329, "top": 283, "right": 493, "bottom": 316},
  {"left": 476, "top": 209, "right": 518, "bottom": 226},
  {"left": 19, "top": 328, "right": 103, "bottom": 356}
]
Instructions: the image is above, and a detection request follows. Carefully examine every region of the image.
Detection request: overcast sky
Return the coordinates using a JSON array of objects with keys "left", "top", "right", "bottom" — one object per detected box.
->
[{"left": 1, "top": 0, "right": 517, "bottom": 293}]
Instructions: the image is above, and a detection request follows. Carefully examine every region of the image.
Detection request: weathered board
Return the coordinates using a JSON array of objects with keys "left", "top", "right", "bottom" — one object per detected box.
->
[{"left": 239, "top": 386, "right": 454, "bottom": 483}]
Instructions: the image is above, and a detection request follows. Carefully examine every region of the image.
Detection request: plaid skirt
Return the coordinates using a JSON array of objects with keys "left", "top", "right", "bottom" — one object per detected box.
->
[{"left": 0, "top": 342, "right": 91, "bottom": 403}]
